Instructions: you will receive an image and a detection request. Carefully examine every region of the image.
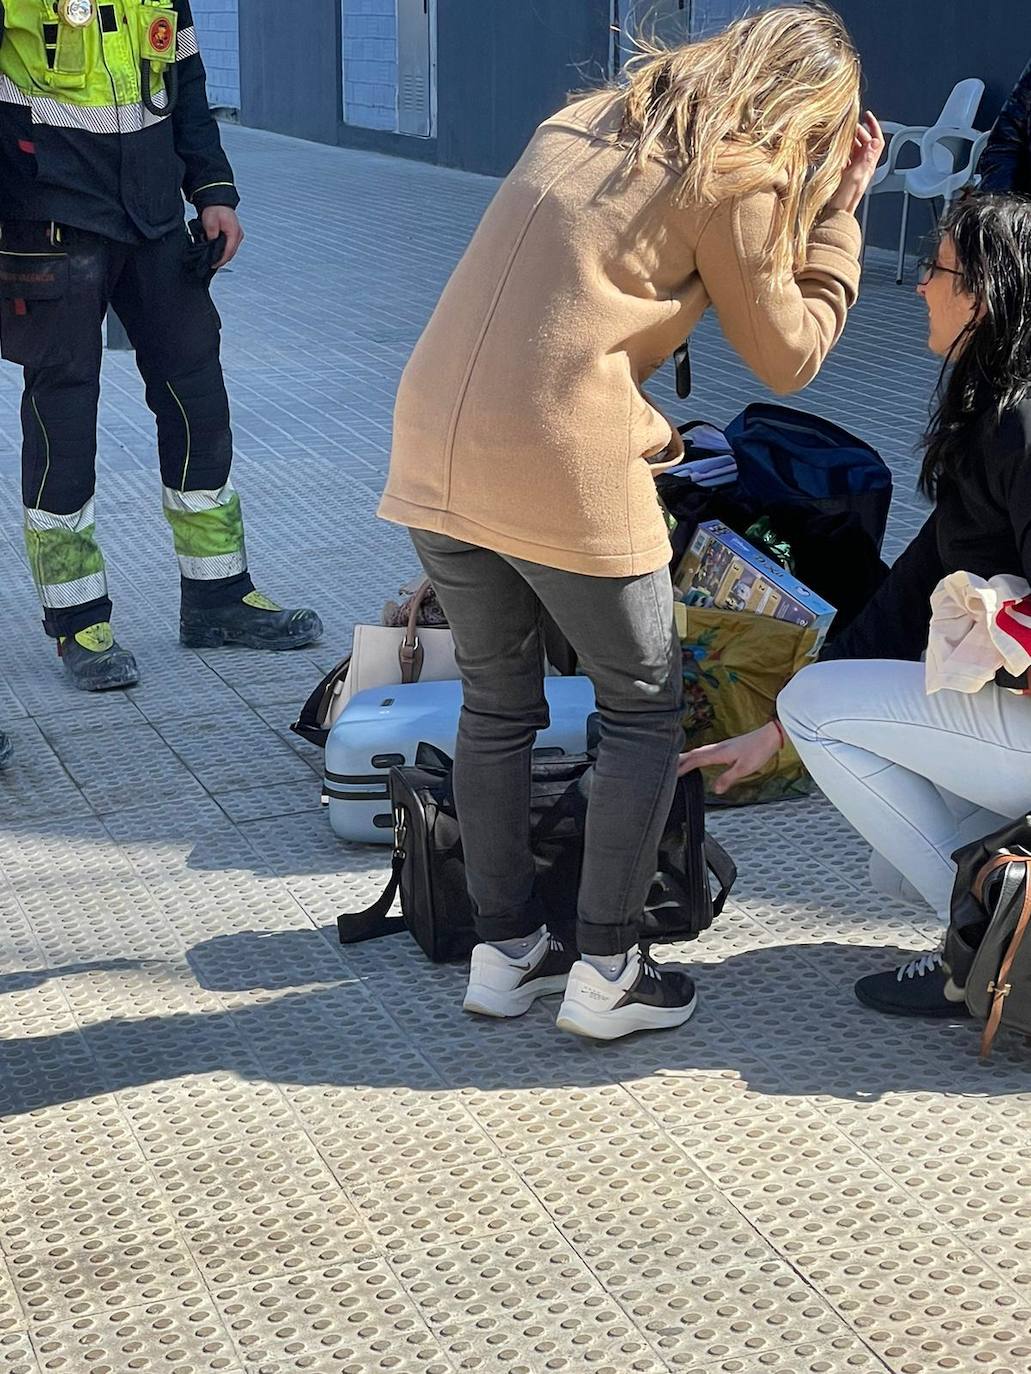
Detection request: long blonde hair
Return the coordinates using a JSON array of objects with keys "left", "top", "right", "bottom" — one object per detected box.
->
[{"left": 613, "top": 3, "right": 861, "bottom": 280}]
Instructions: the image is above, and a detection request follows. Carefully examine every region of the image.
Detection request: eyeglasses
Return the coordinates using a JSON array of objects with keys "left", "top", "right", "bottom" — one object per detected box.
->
[{"left": 917, "top": 257, "right": 965, "bottom": 285}]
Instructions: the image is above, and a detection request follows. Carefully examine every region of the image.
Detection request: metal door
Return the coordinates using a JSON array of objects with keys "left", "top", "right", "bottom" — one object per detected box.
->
[{"left": 398, "top": 0, "right": 434, "bottom": 137}]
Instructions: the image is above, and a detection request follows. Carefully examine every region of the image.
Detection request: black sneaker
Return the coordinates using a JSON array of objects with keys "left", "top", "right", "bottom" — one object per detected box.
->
[
  {"left": 556, "top": 947, "right": 697, "bottom": 1041},
  {"left": 180, "top": 591, "right": 323, "bottom": 651},
  {"left": 463, "top": 931, "right": 577, "bottom": 1018},
  {"left": 0, "top": 729, "right": 12, "bottom": 770},
  {"left": 59, "top": 623, "right": 140, "bottom": 692},
  {"left": 854, "top": 949, "right": 971, "bottom": 1019}
]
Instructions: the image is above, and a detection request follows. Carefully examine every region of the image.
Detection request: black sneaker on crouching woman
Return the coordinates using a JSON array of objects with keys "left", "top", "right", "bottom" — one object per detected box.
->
[
  {"left": 854, "top": 948, "right": 971, "bottom": 1018},
  {"left": 556, "top": 947, "right": 697, "bottom": 1041}
]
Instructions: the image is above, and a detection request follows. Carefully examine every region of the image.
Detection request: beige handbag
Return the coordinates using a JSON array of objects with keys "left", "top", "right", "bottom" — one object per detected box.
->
[{"left": 291, "top": 580, "right": 458, "bottom": 746}]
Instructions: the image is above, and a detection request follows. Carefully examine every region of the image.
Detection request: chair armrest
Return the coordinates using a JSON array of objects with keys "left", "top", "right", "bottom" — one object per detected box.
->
[
  {"left": 919, "top": 124, "right": 981, "bottom": 159},
  {"left": 882, "top": 125, "right": 929, "bottom": 174}
]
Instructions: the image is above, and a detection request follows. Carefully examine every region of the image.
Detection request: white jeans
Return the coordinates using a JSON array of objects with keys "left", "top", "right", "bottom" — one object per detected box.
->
[{"left": 778, "top": 659, "right": 1031, "bottom": 923}]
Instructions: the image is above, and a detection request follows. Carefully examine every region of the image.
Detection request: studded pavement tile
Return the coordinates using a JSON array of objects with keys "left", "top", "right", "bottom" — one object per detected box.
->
[{"left": 1, "top": 120, "right": 1030, "bottom": 1374}]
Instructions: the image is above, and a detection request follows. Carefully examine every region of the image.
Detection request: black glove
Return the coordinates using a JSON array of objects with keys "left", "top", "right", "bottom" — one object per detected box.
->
[{"left": 186, "top": 217, "right": 226, "bottom": 283}]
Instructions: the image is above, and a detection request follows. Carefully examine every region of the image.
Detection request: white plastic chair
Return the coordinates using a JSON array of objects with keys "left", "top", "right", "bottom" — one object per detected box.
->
[
  {"left": 858, "top": 78, "right": 985, "bottom": 278},
  {"left": 896, "top": 126, "right": 991, "bottom": 280}
]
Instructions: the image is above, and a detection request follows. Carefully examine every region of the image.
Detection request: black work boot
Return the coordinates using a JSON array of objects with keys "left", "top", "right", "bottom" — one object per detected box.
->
[
  {"left": 0, "top": 730, "right": 12, "bottom": 770},
  {"left": 179, "top": 591, "right": 323, "bottom": 651},
  {"left": 59, "top": 623, "right": 140, "bottom": 692}
]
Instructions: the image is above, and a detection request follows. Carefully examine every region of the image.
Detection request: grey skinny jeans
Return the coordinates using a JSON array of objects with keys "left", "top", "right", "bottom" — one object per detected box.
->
[{"left": 411, "top": 529, "right": 684, "bottom": 956}]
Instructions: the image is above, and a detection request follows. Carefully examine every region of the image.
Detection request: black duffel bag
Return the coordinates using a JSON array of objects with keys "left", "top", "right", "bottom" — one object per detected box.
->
[{"left": 338, "top": 744, "right": 735, "bottom": 963}]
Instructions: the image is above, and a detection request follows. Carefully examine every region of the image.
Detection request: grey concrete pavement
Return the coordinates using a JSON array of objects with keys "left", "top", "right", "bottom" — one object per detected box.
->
[{"left": 0, "top": 125, "right": 1029, "bottom": 1374}]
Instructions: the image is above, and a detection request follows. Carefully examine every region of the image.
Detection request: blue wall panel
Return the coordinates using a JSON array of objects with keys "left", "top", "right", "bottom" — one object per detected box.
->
[{"left": 190, "top": 0, "right": 241, "bottom": 109}]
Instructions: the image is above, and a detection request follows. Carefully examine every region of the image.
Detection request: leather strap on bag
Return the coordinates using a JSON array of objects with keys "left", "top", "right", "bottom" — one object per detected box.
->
[
  {"left": 398, "top": 579, "right": 431, "bottom": 685},
  {"left": 974, "top": 852, "right": 1031, "bottom": 1060}
]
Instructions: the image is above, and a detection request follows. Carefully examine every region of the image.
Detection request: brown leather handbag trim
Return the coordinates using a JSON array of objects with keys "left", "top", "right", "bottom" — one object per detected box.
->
[
  {"left": 973, "top": 853, "right": 1031, "bottom": 1059},
  {"left": 397, "top": 579, "right": 431, "bottom": 685}
]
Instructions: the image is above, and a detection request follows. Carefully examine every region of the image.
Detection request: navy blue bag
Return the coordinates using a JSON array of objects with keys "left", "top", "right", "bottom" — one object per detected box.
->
[
  {"left": 724, "top": 403, "right": 892, "bottom": 552},
  {"left": 657, "top": 404, "right": 893, "bottom": 635}
]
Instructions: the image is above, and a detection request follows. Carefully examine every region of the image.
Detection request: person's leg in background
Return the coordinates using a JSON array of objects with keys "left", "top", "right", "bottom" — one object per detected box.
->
[
  {"left": 110, "top": 227, "right": 322, "bottom": 652},
  {"left": 778, "top": 657, "right": 1031, "bottom": 1014},
  {"left": 501, "top": 554, "right": 695, "bottom": 1041},
  {"left": 410, "top": 529, "right": 577, "bottom": 1018},
  {"left": 2, "top": 223, "right": 139, "bottom": 691}
]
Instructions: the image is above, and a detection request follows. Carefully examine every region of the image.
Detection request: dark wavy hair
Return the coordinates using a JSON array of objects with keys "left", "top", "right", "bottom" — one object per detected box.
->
[{"left": 920, "top": 194, "right": 1031, "bottom": 498}]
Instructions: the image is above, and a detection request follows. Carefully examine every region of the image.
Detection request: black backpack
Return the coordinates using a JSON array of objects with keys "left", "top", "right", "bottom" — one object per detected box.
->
[{"left": 338, "top": 745, "right": 736, "bottom": 963}]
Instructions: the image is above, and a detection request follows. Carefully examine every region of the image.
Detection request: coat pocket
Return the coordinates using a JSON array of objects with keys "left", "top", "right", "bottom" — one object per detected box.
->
[{"left": 0, "top": 249, "right": 70, "bottom": 366}]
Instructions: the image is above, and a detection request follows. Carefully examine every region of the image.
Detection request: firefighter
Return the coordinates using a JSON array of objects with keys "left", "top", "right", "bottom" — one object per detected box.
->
[{"left": 0, "top": 1, "right": 322, "bottom": 691}]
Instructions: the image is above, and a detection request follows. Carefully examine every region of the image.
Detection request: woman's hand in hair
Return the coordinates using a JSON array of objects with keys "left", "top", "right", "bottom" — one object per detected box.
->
[
  {"left": 677, "top": 721, "right": 783, "bottom": 794},
  {"left": 828, "top": 112, "right": 885, "bottom": 216}
]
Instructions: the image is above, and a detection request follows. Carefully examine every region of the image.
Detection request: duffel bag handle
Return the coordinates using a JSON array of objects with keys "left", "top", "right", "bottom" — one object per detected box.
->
[{"left": 398, "top": 579, "right": 432, "bottom": 684}]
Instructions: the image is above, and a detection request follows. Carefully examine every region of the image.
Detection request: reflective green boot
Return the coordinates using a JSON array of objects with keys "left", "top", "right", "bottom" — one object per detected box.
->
[
  {"left": 179, "top": 591, "right": 323, "bottom": 651},
  {"left": 59, "top": 623, "right": 140, "bottom": 692}
]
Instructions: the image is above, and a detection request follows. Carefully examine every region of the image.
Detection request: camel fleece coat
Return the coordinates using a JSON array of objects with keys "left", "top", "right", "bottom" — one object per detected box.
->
[{"left": 379, "top": 97, "right": 863, "bottom": 578}]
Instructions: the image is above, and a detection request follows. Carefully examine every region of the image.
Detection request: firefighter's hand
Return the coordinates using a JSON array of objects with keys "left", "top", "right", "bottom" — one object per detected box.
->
[
  {"left": 677, "top": 721, "right": 783, "bottom": 795},
  {"left": 201, "top": 206, "right": 244, "bottom": 268}
]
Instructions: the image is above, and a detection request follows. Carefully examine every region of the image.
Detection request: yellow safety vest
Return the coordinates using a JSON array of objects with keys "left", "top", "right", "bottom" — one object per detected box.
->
[{"left": 0, "top": 1, "right": 183, "bottom": 129}]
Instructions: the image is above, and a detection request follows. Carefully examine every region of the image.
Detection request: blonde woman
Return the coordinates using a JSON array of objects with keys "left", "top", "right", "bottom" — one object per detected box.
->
[{"left": 378, "top": 3, "right": 884, "bottom": 1041}]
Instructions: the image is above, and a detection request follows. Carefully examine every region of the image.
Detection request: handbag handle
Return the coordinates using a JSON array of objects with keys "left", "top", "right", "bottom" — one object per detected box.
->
[{"left": 398, "top": 579, "right": 431, "bottom": 684}]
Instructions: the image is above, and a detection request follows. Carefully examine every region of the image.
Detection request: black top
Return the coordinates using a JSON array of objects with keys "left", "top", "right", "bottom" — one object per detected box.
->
[
  {"left": 0, "top": 0, "right": 238, "bottom": 242},
  {"left": 979, "top": 59, "right": 1031, "bottom": 195},
  {"left": 823, "top": 401, "right": 1031, "bottom": 664}
]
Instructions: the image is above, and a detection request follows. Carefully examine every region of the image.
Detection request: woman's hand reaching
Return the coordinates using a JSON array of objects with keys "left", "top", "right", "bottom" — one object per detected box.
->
[
  {"left": 828, "top": 111, "right": 885, "bottom": 216},
  {"left": 677, "top": 721, "right": 784, "bottom": 796}
]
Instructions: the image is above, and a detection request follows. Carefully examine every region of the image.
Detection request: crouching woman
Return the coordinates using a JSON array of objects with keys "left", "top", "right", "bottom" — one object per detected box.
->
[{"left": 682, "top": 195, "right": 1031, "bottom": 1019}]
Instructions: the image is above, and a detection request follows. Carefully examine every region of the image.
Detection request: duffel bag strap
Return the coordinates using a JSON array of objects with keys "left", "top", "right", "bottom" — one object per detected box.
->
[
  {"left": 337, "top": 815, "right": 407, "bottom": 945},
  {"left": 705, "top": 835, "right": 737, "bottom": 918}
]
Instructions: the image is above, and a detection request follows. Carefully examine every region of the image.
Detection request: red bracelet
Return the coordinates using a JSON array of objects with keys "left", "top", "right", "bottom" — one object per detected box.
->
[{"left": 772, "top": 718, "right": 786, "bottom": 750}]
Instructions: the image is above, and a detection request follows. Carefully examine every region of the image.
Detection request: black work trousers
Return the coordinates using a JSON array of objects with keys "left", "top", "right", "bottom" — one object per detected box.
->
[{"left": 0, "top": 221, "right": 253, "bottom": 639}]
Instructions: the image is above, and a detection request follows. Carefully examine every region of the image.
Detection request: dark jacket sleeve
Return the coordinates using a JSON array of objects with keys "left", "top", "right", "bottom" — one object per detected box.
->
[
  {"left": 819, "top": 510, "right": 942, "bottom": 664},
  {"left": 172, "top": 0, "right": 240, "bottom": 213},
  {"left": 978, "top": 61, "right": 1031, "bottom": 194}
]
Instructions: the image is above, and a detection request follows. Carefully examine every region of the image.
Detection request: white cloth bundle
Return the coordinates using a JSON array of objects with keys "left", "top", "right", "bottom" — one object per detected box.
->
[{"left": 926, "top": 571, "right": 1031, "bottom": 694}]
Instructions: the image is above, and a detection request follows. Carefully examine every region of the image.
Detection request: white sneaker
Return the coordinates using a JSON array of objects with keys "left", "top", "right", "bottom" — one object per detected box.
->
[
  {"left": 556, "top": 948, "right": 697, "bottom": 1041},
  {"left": 463, "top": 931, "right": 576, "bottom": 1018}
]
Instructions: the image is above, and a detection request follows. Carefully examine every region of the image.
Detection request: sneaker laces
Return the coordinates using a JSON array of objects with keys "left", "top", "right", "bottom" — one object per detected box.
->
[{"left": 896, "top": 948, "right": 944, "bottom": 983}]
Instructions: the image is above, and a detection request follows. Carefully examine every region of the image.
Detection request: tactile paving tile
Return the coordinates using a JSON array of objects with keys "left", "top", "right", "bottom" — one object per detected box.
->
[
  {"left": 211, "top": 1263, "right": 453, "bottom": 1372},
  {"left": 0, "top": 1095, "right": 133, "bottom": 1180},
  {"left": 350, "top": 1159, "right": 550, "bottom": 1254},
  {"left": 214, "top": 781, "right": 322, "bottom": 824},
  {"left": 298, "top": 1092, "right": 498, "bottom": 1189},
  {"left": 0, "top": 1333, "right": 37, "bottom": 1374},
  {"left": 36, "top": 719, "right": 210, "bottom": 815},
  {"left": 179, "top": 1190, "right": 378, "bottom": 1288},
  {"left": 0, "top": 1162, "right": 176, "bottom": 1259},
  {"left": 511, "top": 1133, "right": 733, "bottom": 1233},
  {"left": 655, "top": 1338, "right": 890, "bottom": 1374},
  {"left": 0, "top": 1260, "right": 23, "bottom": 1339},
  {"left": 619, "top": 1259, "right": 849, "bottom": 1366},
  {"left": 153, "top": 709, "right": 315, "bottom": 794},
  {"left": 0, "top": 722, "right": 92, "bottom": 824},
  {"left": 458, "top": 1084, "right": 657, "bottom": 1156},
  {"left": 387, "top": 1225, "right": 665, "bottom": 1373},
  {"left": 28, "top": 1294, "right": 241, "bottom": 1374},
  {"left": 9, "top": 1223, "right": 204, "bottom": 1327}
]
